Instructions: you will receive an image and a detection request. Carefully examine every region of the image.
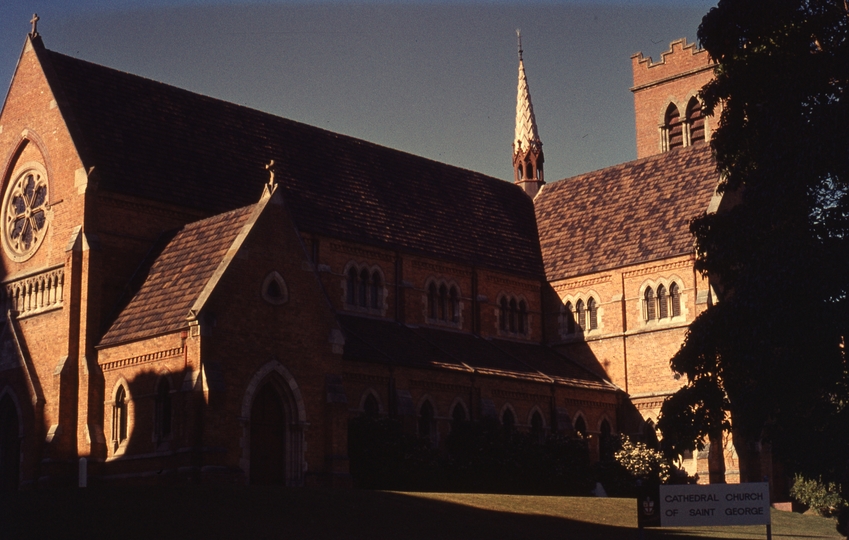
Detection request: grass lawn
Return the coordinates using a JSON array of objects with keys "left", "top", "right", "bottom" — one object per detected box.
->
[{"left": 0, "top": 485, "right": 843, "bottom": 539}]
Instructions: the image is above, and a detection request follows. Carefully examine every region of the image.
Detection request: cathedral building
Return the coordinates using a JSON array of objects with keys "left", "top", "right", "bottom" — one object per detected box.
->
[{"left": 0, "top": 23, "right": 732, "bottom": 489}]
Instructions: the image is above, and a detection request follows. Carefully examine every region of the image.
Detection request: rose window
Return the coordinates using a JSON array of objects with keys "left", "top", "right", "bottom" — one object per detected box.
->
[{"left": 2, "top": 166, "right": 50, "bottom": 261}]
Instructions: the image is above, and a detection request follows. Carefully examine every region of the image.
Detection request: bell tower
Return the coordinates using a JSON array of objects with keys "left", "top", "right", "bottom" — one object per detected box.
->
[{"left": 512, "top": 30, "right": 545, "bottom": 198}]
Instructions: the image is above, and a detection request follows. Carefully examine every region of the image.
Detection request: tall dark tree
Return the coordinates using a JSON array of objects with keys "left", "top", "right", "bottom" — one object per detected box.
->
[{"left": 658, "top": 0, "right": 849, "bottom": 507}]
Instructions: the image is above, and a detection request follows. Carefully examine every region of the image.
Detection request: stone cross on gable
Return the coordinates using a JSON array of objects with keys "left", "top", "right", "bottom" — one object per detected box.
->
[
  {"left": 265, "top": 160, "right": 276, "bottom": 186},
  {"left": 30, "top": 14, "right": 39, "bottom": 37}
]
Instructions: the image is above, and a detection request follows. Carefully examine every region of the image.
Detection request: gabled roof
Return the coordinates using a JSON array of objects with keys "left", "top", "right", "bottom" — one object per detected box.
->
[
  {"left": 338, "top": 314, "right": 615, "bottom": 390},
  {"left": 534, "top": 145, "right": 718, "bottom": 281},
  {"left": 99, "top": 205, "right": 255, "bottom": 347},
  {"left": 35, "top": 42, "right": 544, "bottom": 278}
]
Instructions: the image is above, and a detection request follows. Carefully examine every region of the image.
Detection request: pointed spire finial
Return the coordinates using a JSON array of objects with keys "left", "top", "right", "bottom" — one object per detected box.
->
[
  {"left": 30, "top": 14, "right": 40, "bottom": 38},
  {"left": 516, "top": 29, "right": 523, "bottom": 61}
]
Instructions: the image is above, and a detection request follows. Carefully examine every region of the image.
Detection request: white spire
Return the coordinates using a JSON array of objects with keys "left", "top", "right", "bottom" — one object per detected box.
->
[{"left": 514, "top": 30, "right": 541, "bottom": 156}]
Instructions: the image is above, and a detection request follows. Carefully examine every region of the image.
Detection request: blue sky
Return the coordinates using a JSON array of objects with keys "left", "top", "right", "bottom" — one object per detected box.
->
[{"left": 1, "top": 1, "right": 715, "bottom": 181}]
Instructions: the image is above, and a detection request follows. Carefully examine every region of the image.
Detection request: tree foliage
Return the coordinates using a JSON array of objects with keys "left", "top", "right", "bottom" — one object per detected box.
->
[{"left": 658, "top": 0, "right": 849, "bottom": 493}]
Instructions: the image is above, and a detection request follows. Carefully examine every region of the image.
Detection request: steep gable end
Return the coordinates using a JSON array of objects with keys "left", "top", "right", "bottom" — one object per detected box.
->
[
  {"left": 535, "top": 145, "right": 718, "bottom": 280},
  {"left": 99, "top": 204, "right": 255, "bottom": 347}
]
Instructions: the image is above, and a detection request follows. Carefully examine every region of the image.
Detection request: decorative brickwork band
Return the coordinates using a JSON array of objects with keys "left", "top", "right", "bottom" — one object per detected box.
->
[{"left": 100, "top": 346, "right": 184, "bottom": 372}]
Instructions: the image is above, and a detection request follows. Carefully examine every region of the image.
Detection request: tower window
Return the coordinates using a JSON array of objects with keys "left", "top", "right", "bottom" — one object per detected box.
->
[
  {"left": 687, "top": 98, "right": 705, "bottom": 144},
  {"left": 664, "top": 104, "right": 683, "bottom": 151}
]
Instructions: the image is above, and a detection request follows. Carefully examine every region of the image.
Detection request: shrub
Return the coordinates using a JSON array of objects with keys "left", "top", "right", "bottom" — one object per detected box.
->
[{"left": 790, "top": 474, "right": 847, "bottom": 517}]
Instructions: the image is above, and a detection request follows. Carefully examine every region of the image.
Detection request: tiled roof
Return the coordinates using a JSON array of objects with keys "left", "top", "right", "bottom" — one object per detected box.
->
[
  {"left": 337, "top": 314, "right": 613, "bottom": 389},
  {"left": 38, "top": 45, "right": 544, "bottom": 278},
  {"left": 534, "top": 145, "right": 718, "bottom": 280},
  {"left": 99, "top": 205, "right": 255, "bottom": 347}
]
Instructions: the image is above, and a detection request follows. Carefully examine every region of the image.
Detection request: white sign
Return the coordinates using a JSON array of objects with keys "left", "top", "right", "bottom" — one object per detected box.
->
[{"left": 660, "top": 483, "right": 771, "bottom": 527}]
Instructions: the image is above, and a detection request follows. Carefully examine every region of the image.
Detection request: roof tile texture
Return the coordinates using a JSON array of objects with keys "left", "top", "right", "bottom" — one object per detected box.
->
[
  {"left": 41, "top": 48, "right": 544, "bottom": 278},
  {"left": 534, "top": 145, "right": 718, "bottom": 280}
]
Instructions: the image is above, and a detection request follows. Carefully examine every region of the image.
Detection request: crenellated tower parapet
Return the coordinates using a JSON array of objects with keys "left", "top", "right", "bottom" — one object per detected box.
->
[{"left": 631, "top": 38, "right": 715, "bottom": 159}]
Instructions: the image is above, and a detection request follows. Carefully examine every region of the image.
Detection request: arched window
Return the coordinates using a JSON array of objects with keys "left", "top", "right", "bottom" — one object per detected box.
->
[
  {"left": 576, "top": 300, "right": 585, "bottom": 330},
  {"left": 530, "top": 410, "right": 544, "bottom": 442},
  {"left": 438, "top": 284, "right": 447, "bottom": 321},
  {"left": 518, "top": 300, "right": 528, "bottom": 334},
  {"left": 564, "top": 302, "right": 575, "bottom": 334},
  {"left": 114, "top": 386, "right": 128, "bottom": 445},
  {"left": 517, "top": 164, "right": 523, "bottom": 181},
  {"left": 509, "top": 299, "right": 518, "bottom": 332},
  {"left": 665, "top": 103, "right": 683, "bottom": 150},
  {"left": 657, "top": 284, "right": 668, "bottom": 319},
  {"left": 644, "top": 287, "right": 656, "bottom": 321},
  {"left": 451, "top": 402, "right": 467, "bottom": 424},
  {"left": 587, "top": 297, "right": 598, "bottom": 330},
  {"left": 670, "top": 282, "right": 681, "bottom": 317},
  {"left": 499, "top": 297, "right": 509, "bottom": 331},
  {"left": 449, "top": 286, "right": 459, "bottom": 323},
  {"left": 358, "top": 269, "right": 369, "bottom": 307},
  {"left": 600, "top": 419, "right": 613, "bottom": 461},
  {"left": 346, "top": 267, "right": 357, "bottom": 305},
  {"left": 428, "top": 282, "right": 438, "bottom": 319},
  {"left": 574, "top": 415, "right": 587, "bottom": 438},
  {"left": 370, "top": 272, "right": 382, "bottom": 309},
  {"left": 154, "top": 378, "right": 171, "bottom": 439},
  {"left": 363, "top": 393, "right": 379, "bottom": 418},
  {"left": 502, "top": 408, "right": 515, "bottom": 436},
  {"left": 687, "top": 97, "right": 705, "bottom": 144},
  {"left": 418, "top": 400, "right": 434, "bottom": 440}
]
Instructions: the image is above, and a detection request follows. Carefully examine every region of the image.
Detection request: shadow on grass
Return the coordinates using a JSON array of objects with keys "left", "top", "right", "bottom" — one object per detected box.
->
[{"left": 0, "top": 486, "right": 842, "bottom": 540}]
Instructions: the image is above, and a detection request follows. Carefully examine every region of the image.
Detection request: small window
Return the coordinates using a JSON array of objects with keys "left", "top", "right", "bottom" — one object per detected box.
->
[
  {"left": 451, "top": 403, "right": 467, "bottom": 424},
  {"left": 428, "top": 282, "right": 438, "bottom": 319},
  {"left": 657, "top": 285, "right": 668, "bottom": 319},
  {"left": 508, "top": 299, "right": 517, "bottom": 332},
  {"left": 670, "top": 282, "right": 681, "bottom": 317},
  {"left": 114, "top": 386, "right": 128, "bottom": 445},
  {"left": 418, "top": 400, "right": 434, "bottom": 440},
  {"left": 587, "top": 297, "right": 598, "bottom": 330},
  {"left": 155, "top": 378, "right": 171, "bottom": 439},
  {"left": 518, "top": 300, "right": 527, "bottom": 334},
  {"left": 665, "top": 103, "right": 683, "bottom": 150},
  {"left": 358, "top": 269, "right": 369, "bottom": 307},
  {"left": 347, "top": 267, "right": 357, "bottom": 305},
  {"left": 502, "top": 408, "right": 515, "bottom": 436},
  {"left": 438, "top": 284, "right": 447, "bottom": 321},
  {"left": 370, "top": 272, "right": 382, "bottom": 309},
  {"left": 574, "top": 415, "right": 587, "bottom": 438},
  {"left": 687, "top": 98, "right": 705, "bottom": 144},
  {"left": 262, "top": 271, "right": 289, "bottom": 305},
  {"left": 530, "top": 410, "right": 544, "bottom": 441},
  {"left": 564, "top": 302, "right": 575, "bottom": 334},
  {"left": 449, "top": 286, "right": 459, "bottom": 323},
  {"left": 644, "top": 287, "right": 656, "bottom": 321},
  {"left": 499, "top": 297, "right": 509, "bottom": 331},
  {"left": 576, "top": 300, "right": 585, "bottom": 330},
  {"left": 363, "top": 394, "right": 379, "bottom": 418}
]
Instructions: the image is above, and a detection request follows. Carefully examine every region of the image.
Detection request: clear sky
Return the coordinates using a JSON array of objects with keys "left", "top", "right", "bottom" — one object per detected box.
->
[{"left": 0, "top": 1, "right": 715, "bottom": 182}]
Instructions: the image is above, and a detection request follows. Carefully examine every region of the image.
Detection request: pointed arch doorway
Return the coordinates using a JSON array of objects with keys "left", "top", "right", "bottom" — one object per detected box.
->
[
  {"left": 0, "top": 395, "right": 20, "bottom": 491},
  {"left": 250, "top": 383, "right": 286, "bottom": 485}
]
